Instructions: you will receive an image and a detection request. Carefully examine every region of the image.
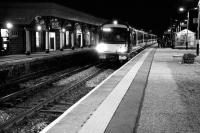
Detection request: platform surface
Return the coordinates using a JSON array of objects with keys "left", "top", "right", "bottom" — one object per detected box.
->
[
  {"left": 41, "top": 45, "right": 155, "bottom": 133},
  {"left": 41, "top": 46, "right": 200, "bottom": 133}
]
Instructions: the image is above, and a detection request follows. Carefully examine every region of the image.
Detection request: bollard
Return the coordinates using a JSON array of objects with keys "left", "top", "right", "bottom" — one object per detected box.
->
[
  {"left": 197, "top": 43, "right": 199, "bottom": 56},
  {"left": 186, "top": 42, "right": 188, "bottom": 50}
]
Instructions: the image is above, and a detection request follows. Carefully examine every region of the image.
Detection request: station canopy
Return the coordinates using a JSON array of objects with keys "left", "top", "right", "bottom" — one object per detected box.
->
[{"left": 0, "top": 2, "right": 106, "bottom": 26}]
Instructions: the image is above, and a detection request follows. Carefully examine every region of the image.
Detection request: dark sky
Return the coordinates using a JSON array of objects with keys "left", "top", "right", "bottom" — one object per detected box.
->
[
  {"left": 53, "top": 0, "right": 199, "bottom": 35},
  {"left": 3, "top": 0, "right": 200, "bottom": 35}
]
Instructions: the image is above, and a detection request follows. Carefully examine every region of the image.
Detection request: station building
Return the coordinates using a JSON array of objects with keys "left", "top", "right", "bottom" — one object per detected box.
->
[{"left": 0, "top": 2, "right": 105, "bottom": 55}]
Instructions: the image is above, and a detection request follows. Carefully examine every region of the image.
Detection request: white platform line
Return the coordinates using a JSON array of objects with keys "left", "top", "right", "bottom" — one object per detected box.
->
[{"left": 78, "top": 48, "right": 153, "bottom": 133}]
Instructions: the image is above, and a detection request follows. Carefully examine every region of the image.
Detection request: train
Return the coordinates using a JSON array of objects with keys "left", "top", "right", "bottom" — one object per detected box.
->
[{"left": 95, "top": 20, "right": 157, "bottom": 62}]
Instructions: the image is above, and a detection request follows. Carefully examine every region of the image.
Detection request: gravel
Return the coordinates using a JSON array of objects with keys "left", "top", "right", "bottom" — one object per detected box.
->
[
  {"left": 0, "top": 110, "right": 10, "bottom": 125},
  {"left": 5, "top": 66, "right": 115, "bottom": 133}
]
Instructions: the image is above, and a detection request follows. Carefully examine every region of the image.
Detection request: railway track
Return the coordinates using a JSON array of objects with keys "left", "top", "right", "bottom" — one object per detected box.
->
[
  {"left": 0, "top": 64, "right": 94, "bottom": 102},
  {"left": 0, "top": 63, "right": 111, "bottom": 132},
  {"left": 0, "top": 64, "right": 65, "bottom": 90}
]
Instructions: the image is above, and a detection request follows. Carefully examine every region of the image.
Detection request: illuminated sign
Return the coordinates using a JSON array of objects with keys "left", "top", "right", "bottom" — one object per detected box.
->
[{"left": 1, "top": 29, "right": 8, "bottom": 37}]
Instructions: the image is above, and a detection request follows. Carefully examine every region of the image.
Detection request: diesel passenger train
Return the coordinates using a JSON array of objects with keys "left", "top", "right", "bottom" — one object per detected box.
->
[{"left": 95, "top": 20, "right": 157, "bottom": 61}]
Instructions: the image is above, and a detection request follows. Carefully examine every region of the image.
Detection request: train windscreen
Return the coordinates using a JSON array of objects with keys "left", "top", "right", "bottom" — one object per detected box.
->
[{"left": 100, "top": 27, "right": 128, "bottom": 44}]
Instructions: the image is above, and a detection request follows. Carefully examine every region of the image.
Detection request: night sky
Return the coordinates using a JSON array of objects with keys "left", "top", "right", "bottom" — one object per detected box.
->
[{"left": 2, "top": 0, "right": 200, "bottom": 36}]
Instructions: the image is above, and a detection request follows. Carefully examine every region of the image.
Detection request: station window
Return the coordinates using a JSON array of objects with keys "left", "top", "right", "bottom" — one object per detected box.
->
[
  {"left": 36, "top": 32, "right": 41, "bottom": 48},
  {"left": 66, "top": 31, "right": 69, "bottom": 46}
]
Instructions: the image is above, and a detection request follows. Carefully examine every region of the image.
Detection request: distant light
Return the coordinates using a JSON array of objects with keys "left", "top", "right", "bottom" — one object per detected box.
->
[
  {"left": 62, "top": 28, "right": 66, "bottom": 32},
  {"left": 184, "top": 19, "right": 187, "bottom": 22},
  {"left": 6, "top": 22, "right": 13, "bottom": 29},
  {"left": 194, "top": 7, "right": 198, "bottom": 10},
  {"left": 113, "top": 20, "right": 118, "bottom": 25},
  {"left": 37, "top": 25, "right": 42, "bottom": 31},
  {"left": 179, "top": 7, "right": 185, "bottom": 12},
  {"left": 181, "top": 22, "right": 184, "bottom": 25},
  {"left": 168, "top": 29, "right": 171, "bottom": 32},
  {"left": 102, "top": 27, "right": 112, "bottom": 32}
]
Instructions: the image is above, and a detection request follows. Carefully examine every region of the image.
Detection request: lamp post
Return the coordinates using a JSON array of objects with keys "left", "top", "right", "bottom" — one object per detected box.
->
[
  {"left": 186, "top": 11, "right": 189, "bottom": 50},
  {"left": 197, "top": 1, "right": 200, "bottom": 56}
]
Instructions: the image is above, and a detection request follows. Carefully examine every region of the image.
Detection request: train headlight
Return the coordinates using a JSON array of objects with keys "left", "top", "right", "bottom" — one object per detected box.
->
[
  {"left": 96, "top": 43, "right": 107, "bottom": 53},
  {"left": 118, "top": 46, "right": 127, "bottom": 53}
]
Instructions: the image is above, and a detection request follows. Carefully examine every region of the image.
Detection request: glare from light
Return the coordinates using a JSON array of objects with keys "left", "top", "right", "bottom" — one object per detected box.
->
[
  {"left": 102, "top": 28, "right": 112, "bottom": 32},
  {"left": 179, "top": 7, "right": 185, "bottom": 12},
  {"left": 95, "top": 43, "right": 107, "bottom": 53},
  {"left": 113, "top": 20, "right": 118, "bottom": 25},
  {"left": 62, "top": 28, "right": 66, "bottom": 32},
  {"left": 37, "top": 25, "right": 42, "bottom": 31},
  {"left": 118, "top": 46, "right": 127, "bottom": 53},
  {"left": 6, "top": 22, "right": 13, "bottom": 29}
]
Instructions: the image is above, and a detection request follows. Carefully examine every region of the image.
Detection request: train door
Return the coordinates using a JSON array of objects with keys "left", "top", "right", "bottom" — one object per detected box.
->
[
  {"left": 49, "top": 32, "right": 56, "bottom": 51},
  {"left": 132, "top": 31, "right": 137, "bottom": 46}
]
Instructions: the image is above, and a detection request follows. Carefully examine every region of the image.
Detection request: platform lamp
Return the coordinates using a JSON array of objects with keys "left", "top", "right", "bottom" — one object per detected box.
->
[
  {"left": 179, "top": 7, "right": 189, "bottom": 49},
  {"left": 6, "top": 22, "right": 13, "bottom": 29}
]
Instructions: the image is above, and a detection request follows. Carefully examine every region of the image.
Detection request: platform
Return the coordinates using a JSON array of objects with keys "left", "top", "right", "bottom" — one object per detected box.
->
[
  {"left": 40, "top": 45, "right": 155, "bottom": 133},
  {"left": 40, "top": 46, "right": 200, "bottom": 133},
  {"left": 0, "top": 48, "right": 97, "bottom": 84}
]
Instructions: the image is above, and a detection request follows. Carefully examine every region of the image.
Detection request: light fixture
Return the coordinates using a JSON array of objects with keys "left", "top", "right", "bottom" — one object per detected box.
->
[
  {"left": 6, "top": 22, "right": 13, "bottom": 29},
  {"left": 179, "top": 7, "right": 185, "bottom": 12},
  {"left": 102, "top": 27, "right": 112, "bottom": 32},
  {"left": 62, "top": 28, "right": 66, "bottom": 32},
  {"left": 118, "top": 46, "right": 127, "bottom": 53},
  {"left": 113, "top": 20, "right": 118, "bottom": 25},
  {"left": 37, "top": 25, "right": 42, "bottom": 31}
]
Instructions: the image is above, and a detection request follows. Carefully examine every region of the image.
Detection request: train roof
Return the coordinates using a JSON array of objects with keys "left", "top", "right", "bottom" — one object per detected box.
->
[
  {"left": 100, "top": 19, "right": 157, "bottom": 37},
  {"left": 101, "top": 20, "right": 129, "bottom": 27}
]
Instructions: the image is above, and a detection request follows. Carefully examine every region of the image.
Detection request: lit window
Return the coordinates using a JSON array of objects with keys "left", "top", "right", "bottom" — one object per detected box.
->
[
  {"left": 36, "top": 32, "right": 40, "bottom": 48},
  {"left": 66, "top": 31, "right": 69, "bottom": 45}
]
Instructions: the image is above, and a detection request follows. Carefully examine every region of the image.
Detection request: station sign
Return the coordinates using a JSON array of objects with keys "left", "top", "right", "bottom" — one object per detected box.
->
[
  {"left": 10, "top": 31, "right": 18, "bottom": 38},
  {"left": 51, "top": 19, "right": 61, "bottom": 29}
]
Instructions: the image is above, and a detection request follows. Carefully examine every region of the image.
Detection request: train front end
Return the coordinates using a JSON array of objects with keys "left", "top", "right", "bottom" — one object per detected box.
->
[{"left": 96, "top": 21, "right": 130, "bottom": 61}]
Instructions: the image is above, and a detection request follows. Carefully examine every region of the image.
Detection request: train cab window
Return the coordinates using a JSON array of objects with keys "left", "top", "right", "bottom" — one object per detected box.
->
[{"left": 101, "top": 27, "right": 128, "bottom": 44}]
